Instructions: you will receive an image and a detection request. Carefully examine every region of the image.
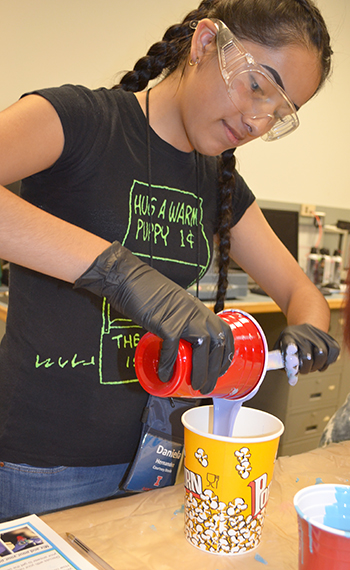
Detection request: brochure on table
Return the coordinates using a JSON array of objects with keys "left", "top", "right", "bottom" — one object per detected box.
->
[{"left": 0, "top": 514, "right": 96, "bottom": 570}]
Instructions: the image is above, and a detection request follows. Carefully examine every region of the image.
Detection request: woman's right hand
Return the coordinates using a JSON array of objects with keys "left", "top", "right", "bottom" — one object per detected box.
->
[{"left": 74, "top": 241, "right": 234, "bottom": 394}]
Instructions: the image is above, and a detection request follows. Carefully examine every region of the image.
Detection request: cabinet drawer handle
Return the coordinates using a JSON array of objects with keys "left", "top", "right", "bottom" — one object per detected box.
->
[
  {"left": 310, "top": 392, "right": 322, "bottom": 399},
  {"left": 305, "top": 425, "right": 318, "bottom": 433}
]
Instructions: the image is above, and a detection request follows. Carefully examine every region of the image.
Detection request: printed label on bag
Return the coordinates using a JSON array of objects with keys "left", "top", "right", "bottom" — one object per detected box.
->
[{"left": 123, "top": 430, "right": 183, "bottom": 492}]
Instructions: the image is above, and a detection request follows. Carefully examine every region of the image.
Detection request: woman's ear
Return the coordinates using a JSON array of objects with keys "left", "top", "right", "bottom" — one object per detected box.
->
[{"left": 190, "top": 18, "right": 217, "bottom": 63}]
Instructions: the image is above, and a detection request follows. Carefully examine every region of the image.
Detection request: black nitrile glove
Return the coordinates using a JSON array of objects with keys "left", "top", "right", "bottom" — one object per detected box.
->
[
  {"left": 74, "top": 241, "right": 234, "bottom": 395},
  {"left": 274, "top": 323, "right": 340, "bottom": 386}
]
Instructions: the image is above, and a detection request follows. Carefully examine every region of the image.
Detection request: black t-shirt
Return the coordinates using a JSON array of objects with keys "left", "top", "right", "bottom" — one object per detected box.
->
[{"left": 0, "top": 85, "right": 255, "bottom": 467}]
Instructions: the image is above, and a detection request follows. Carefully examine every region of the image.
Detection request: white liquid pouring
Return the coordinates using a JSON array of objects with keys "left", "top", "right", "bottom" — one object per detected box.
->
[
  {"left": 212, "top": 348, "right": 298, "bottom": 437},
  {"left": 212, "top": 397, "right": 244, "bottom": 437}
]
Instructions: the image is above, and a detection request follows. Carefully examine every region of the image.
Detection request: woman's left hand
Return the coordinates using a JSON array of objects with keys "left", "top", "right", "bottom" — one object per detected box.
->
[{"left": 275, "top": 324, "right": 340, "bottom": 386}]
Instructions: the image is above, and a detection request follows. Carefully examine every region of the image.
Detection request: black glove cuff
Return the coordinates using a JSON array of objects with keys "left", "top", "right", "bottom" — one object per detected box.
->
[{"left": 73, "top": 241, "right": 123, "bottom": 293}]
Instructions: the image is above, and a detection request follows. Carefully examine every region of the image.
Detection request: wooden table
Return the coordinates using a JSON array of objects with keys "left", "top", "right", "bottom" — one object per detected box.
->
[{"left": 41, "top": 440, "right": 350, "bottom": 570}]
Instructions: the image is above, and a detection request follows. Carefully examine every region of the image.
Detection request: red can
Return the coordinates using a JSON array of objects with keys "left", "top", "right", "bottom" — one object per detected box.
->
[{"left": 134, "top": 309, "right": 268, "bottom": 399}]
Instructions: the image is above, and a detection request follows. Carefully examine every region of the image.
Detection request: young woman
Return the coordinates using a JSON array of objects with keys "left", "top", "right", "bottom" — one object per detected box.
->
[{"left": 0, "top": 0, "right": 339, "bottom": 519}]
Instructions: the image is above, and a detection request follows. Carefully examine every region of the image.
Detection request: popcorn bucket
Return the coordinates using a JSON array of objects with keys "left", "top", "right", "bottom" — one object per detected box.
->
[
  {"left": 181, "top": 405, "right": 284, "bottom": 555},
  {"left": 135, "top": 309, "right": 282, "bottom": 400},
  {"left": 294, "top": 484, "right": 350, "bottom": 569}
]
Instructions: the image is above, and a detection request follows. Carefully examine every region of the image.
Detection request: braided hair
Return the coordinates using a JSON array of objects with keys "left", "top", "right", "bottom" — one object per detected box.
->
[{"left": 113, "top": 0, "right": 332, "bottom": 313}]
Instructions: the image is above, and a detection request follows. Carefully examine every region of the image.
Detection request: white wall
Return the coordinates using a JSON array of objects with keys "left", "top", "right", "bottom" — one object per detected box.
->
[
  {"left": 1, "top": 0, "right": 348, "bottom": 208},
  {"left": 0, "top": 0, "right": 194, "bottom": 107}
]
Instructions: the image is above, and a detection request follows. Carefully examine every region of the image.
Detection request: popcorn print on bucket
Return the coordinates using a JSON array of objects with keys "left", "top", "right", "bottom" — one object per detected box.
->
[
  {"left": 235, "top": 446, "right": 252, "bottom": 480},
  {"left": 194, "top": 447, "right": 209, "bottom": 468},
  {"left": 185, "top": 489, "right": 265, "bottom": 554}
]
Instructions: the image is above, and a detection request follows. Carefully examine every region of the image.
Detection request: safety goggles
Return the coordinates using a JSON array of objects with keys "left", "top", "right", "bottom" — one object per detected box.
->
[{"left": 214, "top": 19, "right": 299, "bottom": 141}]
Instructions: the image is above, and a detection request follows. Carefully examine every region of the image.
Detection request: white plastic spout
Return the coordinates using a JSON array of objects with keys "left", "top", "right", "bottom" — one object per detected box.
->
[{"left": 267, "top": 349, "right": 284, "bottom": 370}]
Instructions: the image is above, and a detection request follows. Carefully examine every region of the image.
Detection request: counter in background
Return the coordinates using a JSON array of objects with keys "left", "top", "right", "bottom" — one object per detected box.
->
[
  {"left": 0, "top": 290, "right": 343, "bottom": 320},
  {"left": 205, "top": 290, "right": 345, "bottom": 314}
]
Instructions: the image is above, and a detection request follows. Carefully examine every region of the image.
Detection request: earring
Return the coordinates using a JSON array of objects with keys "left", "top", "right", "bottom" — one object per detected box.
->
[{"left": 189, "top": 57, "right": 200, "bottom": 66}]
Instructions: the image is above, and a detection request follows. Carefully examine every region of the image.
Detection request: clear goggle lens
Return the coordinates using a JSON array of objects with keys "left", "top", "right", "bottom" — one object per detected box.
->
[{"left": 214, "top": 20, "right": 299, "bottom": 141}]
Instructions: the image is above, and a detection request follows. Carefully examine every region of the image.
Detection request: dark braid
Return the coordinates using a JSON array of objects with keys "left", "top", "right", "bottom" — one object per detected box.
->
[
  {"left": 214, "top": 150, "right": 236, "bottom": 313},
  {"left": 114, "top": 0, "right": 218, "bottom": 93},
  {"left": 114, "top": 30, "right": 190, "bottom": 93},
  {"left": 112, "top": 0, "right": 332, "bottom": 310}
]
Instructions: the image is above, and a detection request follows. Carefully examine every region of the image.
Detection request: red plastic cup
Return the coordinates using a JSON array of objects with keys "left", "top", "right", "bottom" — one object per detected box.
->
[
  {"left": 134, "top": 309, "right": 268, "bottom": 399},
  {"left": 294, "top": 484, "right": 350, "bottom": 570}
]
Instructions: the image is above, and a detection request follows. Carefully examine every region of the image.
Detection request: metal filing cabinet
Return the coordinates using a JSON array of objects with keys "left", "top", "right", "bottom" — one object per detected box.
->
[{"left": 247, "top": 309, "right": 350, "bottom": 456}]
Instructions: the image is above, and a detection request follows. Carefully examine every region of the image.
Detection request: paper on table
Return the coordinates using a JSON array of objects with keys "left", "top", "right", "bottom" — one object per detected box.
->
[{"left": 0, "top": 514, "right": 97, "bottom": 570}]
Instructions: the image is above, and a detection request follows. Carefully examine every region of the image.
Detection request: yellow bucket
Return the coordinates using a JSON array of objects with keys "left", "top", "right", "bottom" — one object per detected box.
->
[{"left": 182, "top": 405, "right": 284, "bottom": 555}]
